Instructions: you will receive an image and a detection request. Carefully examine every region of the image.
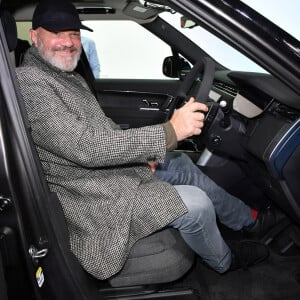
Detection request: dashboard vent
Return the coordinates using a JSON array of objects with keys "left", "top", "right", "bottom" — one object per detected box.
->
[{"left": 214, "top": 81, "right": 238, "bottom": 97}]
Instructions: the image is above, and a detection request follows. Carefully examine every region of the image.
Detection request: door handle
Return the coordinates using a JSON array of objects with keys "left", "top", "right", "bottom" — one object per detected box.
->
[{"left": 140, "top": 99, "right": 159, "bottom": 111}]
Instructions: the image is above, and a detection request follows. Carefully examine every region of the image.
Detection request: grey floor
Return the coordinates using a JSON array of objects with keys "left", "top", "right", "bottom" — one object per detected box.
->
[{"left": 163, "top": 223, "right": 300, "bottom": 300}]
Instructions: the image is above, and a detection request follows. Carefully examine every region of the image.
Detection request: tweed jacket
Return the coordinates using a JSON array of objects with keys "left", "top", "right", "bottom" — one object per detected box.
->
[{"left": 16, "top": 46, "right": 187, "bottom": 280}]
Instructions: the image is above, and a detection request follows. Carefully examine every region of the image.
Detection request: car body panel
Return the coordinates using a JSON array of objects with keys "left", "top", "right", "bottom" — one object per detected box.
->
[{"left": 0, "top": 1, "right": 300, "bottom": 299}]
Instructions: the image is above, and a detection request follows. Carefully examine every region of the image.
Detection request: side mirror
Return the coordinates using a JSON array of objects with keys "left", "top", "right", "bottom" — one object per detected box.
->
[{"left": 162, "top": 56, "right": 191, "bottom": 79}]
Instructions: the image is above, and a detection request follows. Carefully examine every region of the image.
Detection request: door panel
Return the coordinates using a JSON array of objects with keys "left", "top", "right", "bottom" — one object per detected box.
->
[
  {"left": 95, "top": 79, "right": 182, "bottom": 128},
  {"left": 81, "top": 19, "right": 184, "bottom": 128}
]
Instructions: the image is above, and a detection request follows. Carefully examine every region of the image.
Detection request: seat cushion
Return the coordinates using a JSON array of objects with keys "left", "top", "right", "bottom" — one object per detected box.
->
[{"left": 109, "top": 228, "right": 195, "bottom": 287}]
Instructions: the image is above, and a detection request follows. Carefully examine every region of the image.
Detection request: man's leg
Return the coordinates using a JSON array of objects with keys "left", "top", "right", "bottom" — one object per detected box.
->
[
  {"left": 170, "top": 185, "right": 270, "bottom": 273},
  {"left": 155, "top": 152, "right": 253, "bottom": 231},
  {"left": 170, "top": 185, "right": 231, "bottom": 273}
]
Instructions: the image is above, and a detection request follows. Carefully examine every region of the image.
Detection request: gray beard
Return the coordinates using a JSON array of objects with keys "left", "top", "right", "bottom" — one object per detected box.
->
[{"left": 36, "top": 38, "right": 82, "bottom": 72}]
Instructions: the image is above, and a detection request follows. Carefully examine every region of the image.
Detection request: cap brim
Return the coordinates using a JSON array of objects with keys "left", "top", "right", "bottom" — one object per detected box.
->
[
  {"left": 80, "top": 24, "right": 93, "bottom": 32},
  {"left": 38, "top": 21, "right": 93, "bottom": 32}
]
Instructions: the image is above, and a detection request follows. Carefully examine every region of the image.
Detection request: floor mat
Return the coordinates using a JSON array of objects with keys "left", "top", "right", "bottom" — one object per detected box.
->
[
  {"left": 194, "top": 252, "right": 300, "bottom": 300},
  {"left": 162, "top": 222, "right": 300, "bottom": 300}
]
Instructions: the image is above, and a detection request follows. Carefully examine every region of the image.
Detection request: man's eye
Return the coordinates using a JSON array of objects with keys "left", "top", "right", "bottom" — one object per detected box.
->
[{"left": 70, "top": 32, "right": 80, "bottom": 38}]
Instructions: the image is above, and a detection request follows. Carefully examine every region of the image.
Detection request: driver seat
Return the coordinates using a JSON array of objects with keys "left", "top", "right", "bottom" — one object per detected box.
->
[
  {"left": 108, "top": 228, "right": 194, "bottom": 287},
  {"left": 1, "top": 7, "right": 195, "bottom": 294}
]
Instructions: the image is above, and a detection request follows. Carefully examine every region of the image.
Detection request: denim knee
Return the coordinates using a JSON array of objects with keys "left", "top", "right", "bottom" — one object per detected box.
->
[{"left": 171, "top": 185, "right": 216, "bottom": 233}]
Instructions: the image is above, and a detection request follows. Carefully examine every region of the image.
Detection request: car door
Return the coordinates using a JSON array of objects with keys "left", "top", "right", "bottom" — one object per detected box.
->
[
  {"left": 80, "top": 18, "right": 187, "bottom": 129},
  {"left": 0, "top": 11, "right": 103, "bottom": 299},
  {"left": 0, "top": 255, "right": 8, "bottom": 300}
]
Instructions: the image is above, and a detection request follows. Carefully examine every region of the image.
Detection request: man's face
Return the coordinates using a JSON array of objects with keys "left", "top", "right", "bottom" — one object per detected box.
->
[{"left": 30, "top": 27, "right": 82, "bottom": 72}]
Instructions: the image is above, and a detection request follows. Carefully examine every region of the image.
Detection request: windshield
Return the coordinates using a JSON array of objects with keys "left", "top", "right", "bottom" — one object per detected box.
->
[
  {"left": 161, "top": 0, "right": 300, "bottom": 73},
  {"left": 244, "top": 0, "right": 299, "bottom": 40}
]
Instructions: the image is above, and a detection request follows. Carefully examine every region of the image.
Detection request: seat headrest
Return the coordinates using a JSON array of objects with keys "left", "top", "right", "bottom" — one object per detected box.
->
[{"left": 0, "top": 10, "right": 17, "bottom": 52}]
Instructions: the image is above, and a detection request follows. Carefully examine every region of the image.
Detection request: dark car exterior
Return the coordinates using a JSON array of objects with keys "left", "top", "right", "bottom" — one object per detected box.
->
[{"left": 0, "top": 0, "right": 300, "bottom": 299}]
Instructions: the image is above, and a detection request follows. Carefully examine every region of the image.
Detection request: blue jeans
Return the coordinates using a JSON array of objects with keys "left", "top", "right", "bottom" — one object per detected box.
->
[{"left": 155, "top": 152, "right": 253, "bottom": 273}]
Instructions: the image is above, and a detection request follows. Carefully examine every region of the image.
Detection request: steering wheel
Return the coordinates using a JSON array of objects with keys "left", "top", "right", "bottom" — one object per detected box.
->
[
  {"left": 168, "top": 57, "right": 219, "bottom": 142},
  {"left": 167, "top": 57, "right": 229, "bottom": 152},
  {"left": 178, "top": 56, "right": 215, "bottom": 103},
  {"left": 168, "top": 57, "right": 246, "bottom": 157}
]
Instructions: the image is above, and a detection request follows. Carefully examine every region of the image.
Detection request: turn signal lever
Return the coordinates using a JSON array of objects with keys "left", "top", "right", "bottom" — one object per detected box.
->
[
  {"left": 201, "top": 100, "right": 246, "bottom": 160},
  {"left": 201, "top": 101, "right": 220, "bottom": 135},
  {"left": 202, "top": 100, "right": 231, "bottom": 134}
]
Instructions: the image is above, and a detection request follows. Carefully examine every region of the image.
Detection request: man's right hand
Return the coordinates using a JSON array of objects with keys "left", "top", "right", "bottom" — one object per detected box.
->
[{"left": 169, "top": 97, "right": 208, "bottom": 142}]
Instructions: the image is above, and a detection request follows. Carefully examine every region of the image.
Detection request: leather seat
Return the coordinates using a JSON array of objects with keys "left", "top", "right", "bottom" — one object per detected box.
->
[{"left": 109, "top": 228, "right": 194, "bottom": 287}]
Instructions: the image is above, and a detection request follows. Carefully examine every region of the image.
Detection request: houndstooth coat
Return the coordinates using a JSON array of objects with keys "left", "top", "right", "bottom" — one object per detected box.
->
[{"left": 16, "top": 46, "right": 187, "bottom": 280}]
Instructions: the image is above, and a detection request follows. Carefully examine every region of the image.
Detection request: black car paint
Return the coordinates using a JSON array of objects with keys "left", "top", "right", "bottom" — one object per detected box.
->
[{"left": 0, "top": 0, "right": 300, "bottom": 299}]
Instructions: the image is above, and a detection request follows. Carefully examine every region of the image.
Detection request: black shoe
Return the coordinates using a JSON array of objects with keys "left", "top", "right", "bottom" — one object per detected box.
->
[
  {"left": 229, "top": 240, "right": 270, "bottom": 271},
  {"left": 243, "top": 206, "right": 286, "bottom": 239}
]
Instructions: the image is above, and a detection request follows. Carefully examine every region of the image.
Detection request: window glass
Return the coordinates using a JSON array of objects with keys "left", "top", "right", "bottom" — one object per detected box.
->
[
  {"left": 161, "top": 13, "right": 267, "bottom": 73},
  {"left": 161, "top": 0, "right": 299, "bottom": 73},
  {"left": 16, "top": 22, "right": 32, "bottom": 43},
  {"left": 82, "top": 20, "right": 172, "bottom": 79},
  {"left": 242, "top": 0, "right": 300, "bottom": 40}
]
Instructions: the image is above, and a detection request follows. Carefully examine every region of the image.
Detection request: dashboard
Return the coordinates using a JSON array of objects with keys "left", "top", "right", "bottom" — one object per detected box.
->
[{"left": 205, "top": 71, "right": 300, "bottom": 223}]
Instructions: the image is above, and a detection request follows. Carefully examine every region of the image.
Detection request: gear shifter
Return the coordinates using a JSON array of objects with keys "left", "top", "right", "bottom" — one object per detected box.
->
[{"left": 219, "top": 100, "right": 231, "bottom": 128}]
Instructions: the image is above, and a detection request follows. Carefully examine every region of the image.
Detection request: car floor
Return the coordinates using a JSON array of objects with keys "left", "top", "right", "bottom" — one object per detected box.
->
[{"left": 162, "top": 223, "right": 300, "bottom": 300}]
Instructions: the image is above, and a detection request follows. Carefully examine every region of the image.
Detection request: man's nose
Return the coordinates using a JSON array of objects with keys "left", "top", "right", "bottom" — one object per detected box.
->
[{"left": 61, "top": 34, "right": 74, "bottom": 47}]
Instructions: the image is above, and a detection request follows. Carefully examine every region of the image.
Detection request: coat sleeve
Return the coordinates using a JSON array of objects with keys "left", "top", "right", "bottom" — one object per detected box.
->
[{"left": 16, "top": 68, "right": 167, "bottom": 168}]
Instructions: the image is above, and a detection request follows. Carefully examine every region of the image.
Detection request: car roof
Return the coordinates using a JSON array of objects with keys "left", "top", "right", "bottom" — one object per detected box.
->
[{"left": 2, "top": 0, "right": 162, "bottom": 23}]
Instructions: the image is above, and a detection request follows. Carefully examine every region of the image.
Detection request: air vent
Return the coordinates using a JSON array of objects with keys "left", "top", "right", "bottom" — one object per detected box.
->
[{"left": 214, "top": 81, "right": 238, "bottom": 97}]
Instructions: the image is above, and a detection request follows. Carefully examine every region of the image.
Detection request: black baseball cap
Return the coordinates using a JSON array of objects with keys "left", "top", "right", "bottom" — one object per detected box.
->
[{"left": 32, "top": 0, "right": 93, "bottom": 32}]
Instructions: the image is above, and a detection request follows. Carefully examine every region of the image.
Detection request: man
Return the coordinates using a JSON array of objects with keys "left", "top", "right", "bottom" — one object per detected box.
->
[{"left": 16, "top": 0, "right": 272, "bottom": 280}]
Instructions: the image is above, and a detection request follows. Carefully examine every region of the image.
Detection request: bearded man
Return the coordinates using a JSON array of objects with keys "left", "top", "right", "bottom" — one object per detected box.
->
[{"left": 16, "top": 0, "right": 272, "bottom": 280}]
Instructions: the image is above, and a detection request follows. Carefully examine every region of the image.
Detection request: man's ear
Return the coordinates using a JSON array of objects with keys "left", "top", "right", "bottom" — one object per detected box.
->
[{"left": 29, "top": 29, "right": 37, "bottom": 45}]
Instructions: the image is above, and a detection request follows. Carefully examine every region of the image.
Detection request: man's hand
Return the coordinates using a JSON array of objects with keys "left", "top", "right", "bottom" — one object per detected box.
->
[
  {"left": 148, "top": 161, "right": 158, "bottom": 173},
  {"left": 170, "top": 97, "right": 208, "bottom": 141}
]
